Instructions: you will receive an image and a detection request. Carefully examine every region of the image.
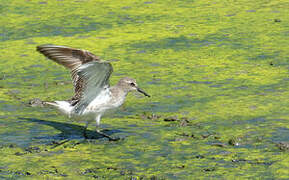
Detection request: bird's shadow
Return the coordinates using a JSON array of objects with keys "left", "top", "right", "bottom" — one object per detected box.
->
[{"left": 18, "top": 117, "right": 122, "bottom": 141}]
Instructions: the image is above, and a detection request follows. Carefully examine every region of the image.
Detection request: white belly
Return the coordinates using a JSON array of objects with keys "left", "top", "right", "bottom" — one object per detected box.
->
[{"left": 82, "top": 88, "right": 125, "bottom": 115}]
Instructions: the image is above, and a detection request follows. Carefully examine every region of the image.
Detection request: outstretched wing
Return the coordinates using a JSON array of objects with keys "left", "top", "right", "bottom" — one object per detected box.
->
[
  {"left": 74, "top": 61, "right": 113, "bottom": 114},
  {"left": 36, "top": 45, "right": 113, "bottom": 107}
]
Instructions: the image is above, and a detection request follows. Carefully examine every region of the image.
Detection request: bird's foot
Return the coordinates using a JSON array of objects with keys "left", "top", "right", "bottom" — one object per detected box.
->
[
  {"left": 83, "top": 128, "right": 120, "bottom": 141},
  {"left": 97, "top": 130, "right": 120, "bottom": 141}
]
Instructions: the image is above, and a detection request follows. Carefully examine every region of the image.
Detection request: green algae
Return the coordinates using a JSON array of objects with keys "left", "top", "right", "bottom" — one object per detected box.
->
[{"left": 0, "top": 0, "right": 289, "bottom": 179}]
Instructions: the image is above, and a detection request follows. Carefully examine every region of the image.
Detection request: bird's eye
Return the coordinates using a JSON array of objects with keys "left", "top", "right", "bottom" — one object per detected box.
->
[{"left": 130, "top": 82, "right": 135, "bottom": 86}]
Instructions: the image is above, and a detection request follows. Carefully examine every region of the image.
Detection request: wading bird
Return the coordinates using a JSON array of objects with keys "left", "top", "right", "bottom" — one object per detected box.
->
[{"left": 37, "top": 45, "right": 150, "bottom": 140}]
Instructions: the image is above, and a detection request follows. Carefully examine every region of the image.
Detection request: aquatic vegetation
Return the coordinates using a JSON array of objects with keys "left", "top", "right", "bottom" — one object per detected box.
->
[{"left": 0, "top": 0, "right": 288, "bottom": 179}]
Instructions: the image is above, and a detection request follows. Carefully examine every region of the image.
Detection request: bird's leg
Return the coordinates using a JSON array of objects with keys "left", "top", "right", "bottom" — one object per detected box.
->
[
  {"left": 95, "top": 128, "right": 120, "bottom": 141},
  {"left": 83, "top": 121, "right": 89, "bottom": 139},
  {"left": 95, "top": 115, "right": 119, "bottom": 141},
  {"left": 95, "top": 128, "right": 119, "bottom": 141}
]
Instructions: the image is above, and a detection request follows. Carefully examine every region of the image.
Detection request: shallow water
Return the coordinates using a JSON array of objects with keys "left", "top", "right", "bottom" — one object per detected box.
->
[{"left": 0, "top": 0, "right": 288, "bottom": 179}]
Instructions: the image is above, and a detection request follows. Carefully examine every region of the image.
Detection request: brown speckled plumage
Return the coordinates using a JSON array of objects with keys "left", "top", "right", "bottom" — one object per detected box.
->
[
  {"left": 36, "top": 44, "right": 150, "bottom": 140},
  {"left": 36, "top": 45, "right": 103, "bottom": 105}
]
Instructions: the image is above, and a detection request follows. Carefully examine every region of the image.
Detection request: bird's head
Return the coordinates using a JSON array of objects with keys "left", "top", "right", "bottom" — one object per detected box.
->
[{"left": 118, "top": 77, "right": 150, "bottom": 97}]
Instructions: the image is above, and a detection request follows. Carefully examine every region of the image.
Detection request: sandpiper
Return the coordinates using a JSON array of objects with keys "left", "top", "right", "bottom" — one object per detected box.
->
[{"left": 36, "top": 45, "right": 150, "bottom": 140}]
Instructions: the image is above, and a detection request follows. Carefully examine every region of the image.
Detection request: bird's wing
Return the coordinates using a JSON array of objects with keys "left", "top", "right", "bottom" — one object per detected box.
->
[
  {"left": 74, "top": 61, "right": 113, "bottom": 114},
  {"left": 36, "top": 44, "right": 107, "bottom": 103}
]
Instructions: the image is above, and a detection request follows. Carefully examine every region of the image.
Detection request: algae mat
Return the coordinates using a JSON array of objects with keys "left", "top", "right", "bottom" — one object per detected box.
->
[{"left": 0, "top": 0, "right": 289, "bottom": 179}]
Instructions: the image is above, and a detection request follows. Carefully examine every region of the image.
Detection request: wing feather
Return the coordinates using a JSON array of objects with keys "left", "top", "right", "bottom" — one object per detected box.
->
[
  {"left": 74, "top": 62, "right": 113, "bottom": 114},
  {"left": 36, "top": 45, "right": 113, "bottom": 108}
]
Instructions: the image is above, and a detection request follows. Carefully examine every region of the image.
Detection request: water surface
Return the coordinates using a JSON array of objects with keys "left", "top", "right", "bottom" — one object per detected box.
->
[{"left": 0, "top": 0, "right": 288, "bottom": 179}]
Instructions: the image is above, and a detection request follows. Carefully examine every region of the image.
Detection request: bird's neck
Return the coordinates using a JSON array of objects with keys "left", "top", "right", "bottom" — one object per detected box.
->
[{"left": 110, "top": 84, "right": 129, "bottom": 98}]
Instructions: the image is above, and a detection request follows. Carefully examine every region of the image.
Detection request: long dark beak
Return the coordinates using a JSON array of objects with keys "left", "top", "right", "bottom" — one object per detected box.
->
[{"left": 137, "top": 87, "right": 150, "bottom": 97}]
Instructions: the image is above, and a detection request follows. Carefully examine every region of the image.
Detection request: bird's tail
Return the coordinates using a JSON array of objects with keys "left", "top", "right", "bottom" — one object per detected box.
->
[
  {"left": 43, "top": 101, "right": 58, "bottom": 107},
  {"left": 44, "top": 100, "right": 73, "bottom": 115}
]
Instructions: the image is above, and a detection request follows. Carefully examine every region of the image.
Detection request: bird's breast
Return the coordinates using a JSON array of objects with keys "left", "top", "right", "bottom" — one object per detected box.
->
[
  {"left": 85, "top": 89, "right": 112, "bottom": 112},
  {"left": 84, "top": 88, "right": 127, "bottom": 114}
]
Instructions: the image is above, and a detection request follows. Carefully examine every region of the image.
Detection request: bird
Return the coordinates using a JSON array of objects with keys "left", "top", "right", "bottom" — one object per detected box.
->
[{"left": 36, "top": 44, "right": 150, "bottom": 141}]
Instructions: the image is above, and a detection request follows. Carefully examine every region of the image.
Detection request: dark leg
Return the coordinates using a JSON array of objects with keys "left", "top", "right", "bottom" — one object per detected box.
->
[
  {"left": 83, "top": 122, "right": 89, "bottom": 139},
  {"left": 95, "top": 129, "right": 120, "bottom": 141},
  {"left": 94, "top": 115, "right": 120, "bottom": 141}
]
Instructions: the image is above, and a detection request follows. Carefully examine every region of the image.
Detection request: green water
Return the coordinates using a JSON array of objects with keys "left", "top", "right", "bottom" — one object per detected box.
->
[{"left": 0, "top": 0, "right": 288, "bottom": 179}]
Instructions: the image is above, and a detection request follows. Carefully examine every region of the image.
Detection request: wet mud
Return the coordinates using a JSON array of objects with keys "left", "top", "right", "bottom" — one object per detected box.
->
[{"left": 1, "top": 0, "right": 288, "bottom": 179}]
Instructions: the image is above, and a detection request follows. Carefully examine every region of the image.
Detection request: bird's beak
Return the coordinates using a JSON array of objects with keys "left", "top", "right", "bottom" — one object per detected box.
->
[{"left": 137, "top": 87, "right": 150, "bottom": 97}]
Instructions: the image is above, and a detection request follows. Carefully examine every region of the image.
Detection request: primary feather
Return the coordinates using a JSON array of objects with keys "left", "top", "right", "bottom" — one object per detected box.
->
[{"left": 36, "top": 44, "right": 113, "bottom": 109}]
